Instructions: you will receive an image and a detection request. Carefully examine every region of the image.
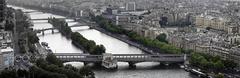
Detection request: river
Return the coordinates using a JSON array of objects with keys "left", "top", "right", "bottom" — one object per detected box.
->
[{"left": 9, "top": 5, "right": 195, "bottom": 78}]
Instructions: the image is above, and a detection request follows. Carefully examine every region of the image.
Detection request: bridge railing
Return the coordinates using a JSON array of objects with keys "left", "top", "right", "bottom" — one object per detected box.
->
[{"left": 55, "top": 53, "right": 186, "bottom": 62}]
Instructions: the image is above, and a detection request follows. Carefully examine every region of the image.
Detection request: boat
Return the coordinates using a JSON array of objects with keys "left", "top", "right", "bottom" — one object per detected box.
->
[
  {"left": 189, "top": 69, "right": 209, "bottom": 78},
  {"left": 101, "top": 53, "right": 118, "bottom": 70},
  {"left": 41, "top": 42, "right": 48, "bottom": 47},
  {"left": 102, "top": 60, "right": 118, "bottom": 70}
]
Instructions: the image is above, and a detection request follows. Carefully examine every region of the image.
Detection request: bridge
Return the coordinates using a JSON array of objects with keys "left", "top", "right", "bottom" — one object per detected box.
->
[
  {"left": 30, "top": 17, "right": 73, "bottom": 21},
  {"left": 35, "top": 24, "right": 89, "bottom": 35},
  {"left": 54, "top": 53, "right": 187, "bottom": 68},
  {"left": 24, "top": 11, "right": 39, "bottom": 13},
  {"left": 33, "top": 21, "right": 76, "bottom": 24},
  {"left": 31, "top": 18, "right": 63, "bottom": 21}
]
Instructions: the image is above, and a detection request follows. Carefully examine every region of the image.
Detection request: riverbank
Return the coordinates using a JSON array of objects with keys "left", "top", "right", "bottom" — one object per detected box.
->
[
  {"left": 90, "top": 16, "right": 181, "bottom": 54},
  {"left": 75, "top": 17, "right": 155, "bottom": 54},
  {"left": 48, "top": 18, "right": 106, "bottom": 55}
]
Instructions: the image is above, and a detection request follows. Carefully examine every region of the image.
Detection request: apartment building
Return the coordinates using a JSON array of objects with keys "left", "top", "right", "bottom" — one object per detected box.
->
[{"left": 195, "top": 14, "right": 229, "bottom": 32}]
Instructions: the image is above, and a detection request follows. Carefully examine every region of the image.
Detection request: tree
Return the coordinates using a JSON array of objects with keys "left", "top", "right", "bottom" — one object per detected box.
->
[
  {"left": 5, "top": 20, "right": 14, "bottom": 31},
  {"left": 79, "top": 66, "right": 95, "bottom": 78},
  {"left": 17, "top": 69, "right": 29, "bottom": 77},
  {"left": 156, "top": 33, "right": 168, "bottom": 43},
  {"left": 28, "top": 31, "right": 39, "bottom": 44},
  {"left": 91, "top": 45, "right": 106, "bottom": 55},
  {"left": 214, "top": 73, "right": 224, "bottom": 78},
  {"left": 0, "top": 69, "right": 17, "bottom": 78},
  {"left": 214, "top": 60, "right": 224, "bottom": 70},
  {"left": 45, "top": 64, "right": 83, "bottom": 78},
  {"left": 223, "top": 60, "right": 237, "bottom": 69},
  {"left": 85, "top": 40, "right": 96, "bottom": 52},
  {"left": 64, "top": 64, "right": 78, "bottom": 72},
  {"left": 46, "top": 53, "right": 63, "bottom": 67},
  {"left": 29, "top": 66, "right": 67, "bottom": 78},
  {"left": 36, "top": 58, "right": 48, "bottom": 68},
  {"left": 206, "top": 27, "right": 212, "bottom": 30}
]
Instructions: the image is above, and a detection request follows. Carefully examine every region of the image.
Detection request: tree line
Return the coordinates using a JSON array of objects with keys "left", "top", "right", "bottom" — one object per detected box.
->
[
  {"left": 190, "top": 52, "right": 237, "bottom": 72},
  {"left": 92, "top": 15, "right": 181, "bottom": 54},
  {"left": 0, "top": 53, "right": 95, "bottom": 78},
  {"left": 48, "top": 18, "right": 72, "bottom": 37},
  {"left": 48, "top": 18, "right": 106, "bottom": 55}
]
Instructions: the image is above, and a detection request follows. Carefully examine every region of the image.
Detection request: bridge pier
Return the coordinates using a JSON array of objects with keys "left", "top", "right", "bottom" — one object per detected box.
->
[
  {"left": 83, "top": 62, "right": 88, "bottom": 66},
  {"left": 158, "top": 62, "right": 170, "bottom": 66},
  {"left": 128, "top": 62, "right": 136, "bottom": 68},
  {"left": 42, "top": 30, "right": 45, "bottom": 35},
  {"left": 51, "top": 29, "right": 54, "bottom": 34}
]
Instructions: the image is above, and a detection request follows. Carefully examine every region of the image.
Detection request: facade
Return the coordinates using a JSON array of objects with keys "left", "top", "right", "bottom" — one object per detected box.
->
[
  {"left": 126, "top": 2, "right": 136, "bottom": 11},
  {"left": 228, "top": 34, "right": 240, "bottom": 44},
  {"left": 132, "top": 26, "right": 162, "bottom": 39},
  {"left": 229, "top": 47, "right": 240, "bottom": 66},
  {"left": 0, "top": 47, "right": 14, "bottom": 70},
  {"left": 0, "top": 31, "right": 14, "bottom": 70},
  {"left": 228, "top": 25, "right": 240, "bottom": 34},
  {"left": 195, "top": 15, "right": 229, "bottom": 32},
  {"left": 168, "top": 30, "right": 240, "bottom": 65}
]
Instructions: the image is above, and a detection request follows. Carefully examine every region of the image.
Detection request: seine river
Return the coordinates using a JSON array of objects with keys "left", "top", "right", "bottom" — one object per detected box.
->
[{"left": 10, "top": 5, "right": 196, "bottom": 78}]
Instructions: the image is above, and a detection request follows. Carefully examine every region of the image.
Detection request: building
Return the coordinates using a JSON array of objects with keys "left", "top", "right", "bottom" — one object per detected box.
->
[
  {"left": 105, "top": 7, "right": 118, "bottom": 15},
  {"left": 126, "top": 2, "right": 136, "bottom": 11},
  {"left": 195, "top": 15, "right": 229, "bottom": 32},
  {"left": 0, "top": 0, "right": 6, "bottom": 21},
  {"left": 228, "top": 34, "right": 240, "bottom": 44},
  {"left": 0, "top": 31, "right": 14, "bottom": 70},
  {"left": 229, "top": 47, "right": 240, "bottom": 66},
  {"left": 0, "top": 0, "right": 6, "bottom": 29},
  {"left": 0, "top": 47, "right": 14, "bottom": 70},
  {"left": 106, "top": 8, "right": 113, "bottom": 15},
  {"left": 228, "top": 25, "right": 239, "bottom": 34}
]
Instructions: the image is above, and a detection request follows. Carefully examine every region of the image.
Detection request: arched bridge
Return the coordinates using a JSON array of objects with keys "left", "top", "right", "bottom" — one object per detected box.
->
[
  {"left": 35, "top": 24, "right": 89, "bottom": 35},
  {"left": 54, "top": 53, "right": 187, "bottom": 63}
]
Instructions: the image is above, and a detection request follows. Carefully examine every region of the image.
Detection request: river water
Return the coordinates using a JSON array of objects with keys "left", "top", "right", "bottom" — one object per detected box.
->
[{"left": 10, "top": 5, "right": 195, "bottom": 78}]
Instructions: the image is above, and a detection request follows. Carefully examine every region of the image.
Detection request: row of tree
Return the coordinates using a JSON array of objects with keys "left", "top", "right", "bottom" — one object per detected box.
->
[
  {"left": 4, "top": 7, "right": 15, "bottom": 31},
  {"left": 127, "top": 32, "right": 181, "bottom": 54},
  {"left": 48, "top": 18, "right": 72, "bottom": 37},
  {"left": 0, "top": 53, "right": 95, "bottom": 78},
  {"left": 71, "top": 32, "right": 106, "bottom": 55},
  {"left": 92, "top": 15, "right": 181, "bottom": 54},
  {"left": 11, "top": 9, "right": 39, "bottom": 54},
  {"left": 190, "top": 52, "right": 237, "bottom": 72},
  {"left": 48, "top": 18, "right": 106, "bottom": 55}
]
